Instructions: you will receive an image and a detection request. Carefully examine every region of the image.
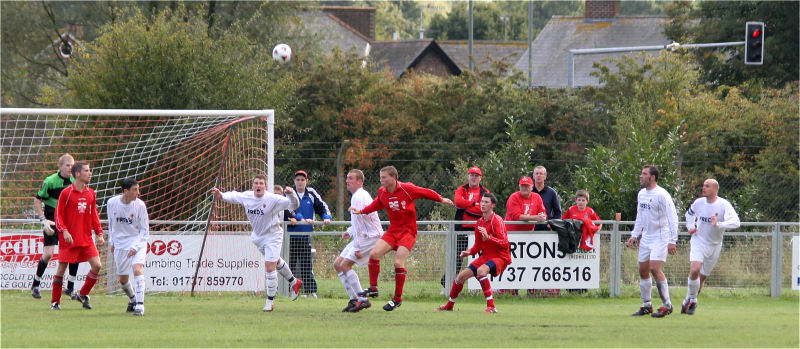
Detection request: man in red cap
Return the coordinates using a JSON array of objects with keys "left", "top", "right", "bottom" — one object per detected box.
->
[
  {"left": 505, "top": 176, "right": 547, "bottom": 232},
  {"left": 441, "top": 166, "right": 490, "bottom": 288}
]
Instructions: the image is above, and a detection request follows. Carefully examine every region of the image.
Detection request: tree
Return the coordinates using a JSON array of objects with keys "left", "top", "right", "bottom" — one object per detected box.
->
[
  {"left": 61, "top": 5, "right": 294, "bottom": 112},
  {"left": 664, "top": 0, "right": 799, "bottom": 88}
]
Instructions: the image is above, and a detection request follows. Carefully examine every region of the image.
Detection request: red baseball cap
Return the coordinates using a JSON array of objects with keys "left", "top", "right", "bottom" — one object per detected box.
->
[
  {"left": 294, "top": 170, "right": 308, "bottom": 178},
  {"left": 519, "top": 176, "right": 533, "bottom": 186},
  {"left": 468, "top": 167, "right": 482, "bottom": 176}
]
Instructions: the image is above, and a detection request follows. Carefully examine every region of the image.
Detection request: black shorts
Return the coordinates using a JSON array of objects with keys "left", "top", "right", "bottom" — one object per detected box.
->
[{"left": 42, "top": 224, "right": 60, "bottom": 247}]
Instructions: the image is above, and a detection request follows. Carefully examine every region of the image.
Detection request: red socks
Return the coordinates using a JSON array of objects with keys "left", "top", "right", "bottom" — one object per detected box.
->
[
  {"left": 80, "top": 270, "right": 99, "bottom": 296},
  {"left": 393, "top": 267, "right": 407, "bottom": 302},
  {"left": 51, "top": 275, "right": 63, "bottom": 303},
  {"left": 479, "top": 276, "right": 495, "bottom": 308},
  {"left": 368, "top": 258, "right": 380, "bottom": 290}
]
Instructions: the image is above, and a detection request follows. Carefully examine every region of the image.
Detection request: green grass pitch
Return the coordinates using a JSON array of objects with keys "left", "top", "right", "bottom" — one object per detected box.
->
[{"left": 2, "top": 289, "right": 797, "bottom": 347}]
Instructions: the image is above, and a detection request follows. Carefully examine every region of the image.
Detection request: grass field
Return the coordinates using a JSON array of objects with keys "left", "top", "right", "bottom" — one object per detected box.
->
[{"left": 2, "top": 289, "right": 798, "bottom": 348}]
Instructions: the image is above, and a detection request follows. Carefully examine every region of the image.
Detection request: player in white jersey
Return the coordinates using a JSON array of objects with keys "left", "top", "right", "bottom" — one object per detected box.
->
[
  {"left": 680, "top": 179, "right": 740, "bottom": 315},
  {"left": 211, "top": 174, "right": 301, "bottom": 312},
  {"left": 107, "top": 178, "right": 149, "bottom": 316},
  {"left": 626, "top": 166, "right": 679, "bottom": 318},
  {"left": 334, "top": 170, "right": 384, "bottom": 313}
]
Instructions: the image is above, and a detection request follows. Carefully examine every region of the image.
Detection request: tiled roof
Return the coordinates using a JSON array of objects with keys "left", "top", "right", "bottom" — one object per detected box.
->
[
  {"left": 439, "top": 40, "right": 528, "bottom": 72},
  {"left": 370, "top": 40, "right": 460, "bottom": 78},
  {"left": 514, "top": 15, "right": 671, "bottom": 87}
]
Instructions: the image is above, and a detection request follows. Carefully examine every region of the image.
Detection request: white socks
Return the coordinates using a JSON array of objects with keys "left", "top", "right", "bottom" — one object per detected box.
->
[
  {"left": 639, "top": 278, "right": 652, "bottom": 307},
  {"left": 121, "top": 280, "right": 135, "bottom": 300},
  {"left": 686, "top": 277, "right": 700, "bottom": 302},
  {"left": 134, "top": 274, "right": 145, "bottom": 305},
  {"left": 345, "top": 269, "right": 364, "bottom": 300},
  {"left": 656, "top": 279, "right": 671, "bottom": 306},
  {"left": 338, "top": 272, "right": 357, "bottom": 299},
  {"left": 338, "top": 270, "right": 366, "bottom": 300},
  {"left": 276, "top": 259, "right": 295, "bottom": 282},
  {"left": 266, "top": 271, "right": 278, "bottom": 299}
]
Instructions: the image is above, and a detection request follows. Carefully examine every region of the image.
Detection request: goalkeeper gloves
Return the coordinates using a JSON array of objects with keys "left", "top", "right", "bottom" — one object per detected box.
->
[{"left": 40, "top": 217, "right": 55, "bottom": 236}]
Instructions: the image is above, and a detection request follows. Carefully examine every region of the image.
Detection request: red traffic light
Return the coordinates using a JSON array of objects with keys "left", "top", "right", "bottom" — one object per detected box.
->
[{"left": 751, "top": 29, "right": 762, "bottom": 38}]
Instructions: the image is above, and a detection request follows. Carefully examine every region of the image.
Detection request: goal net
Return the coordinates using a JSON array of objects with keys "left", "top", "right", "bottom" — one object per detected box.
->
[{"left": 1, "top": 109, "right": 274, "bottom": 294}]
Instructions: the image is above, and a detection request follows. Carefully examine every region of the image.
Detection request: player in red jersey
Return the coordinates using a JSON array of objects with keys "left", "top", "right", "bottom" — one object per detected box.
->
[
  {"left": 438, "top": 193, "right": 510, "bottom": 313},
  {"left": 350, "top": 166, "right": 454, "bottom": 311},
  {"left": 505, "top": 176, "right": 547, "bottom": 231},
  {"left": 51, "top": 162, "right": 104, "bottom": 310}
]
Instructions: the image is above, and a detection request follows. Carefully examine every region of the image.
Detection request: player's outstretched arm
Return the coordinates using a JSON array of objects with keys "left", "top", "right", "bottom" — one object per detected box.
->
[
  {"left": 211, "top": 187, "right": 223, "bottom": 201},
  {"left": 440, "top": 197, "right": 454, "bottom": 206}
]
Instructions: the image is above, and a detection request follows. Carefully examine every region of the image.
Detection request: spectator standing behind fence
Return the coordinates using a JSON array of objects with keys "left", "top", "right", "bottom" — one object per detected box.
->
[
  {"left": 531, "top": 166, "right": 562, "bottom": 230},
  {"left": 680, "top": 179, "right": 740, "bottom": 315},
  {"left": 505, "top": 176, "right": 545, "bottom": 296},
  {"left": 440, "top": 166, "right": 490, "bottom": 289},
  {"left": 285, "top": 170, "right": 332, "bottom": 298},
  {"left": 626, "top": 165, "right": 678, "bottom": 318},
  {"left": 505, "top": 176, "right": 547, "bottom": 232}
]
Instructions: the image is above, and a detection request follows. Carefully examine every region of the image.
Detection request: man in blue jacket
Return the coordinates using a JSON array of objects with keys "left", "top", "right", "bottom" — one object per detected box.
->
[{"left": 286, "top": 170, "right": 331, "bottom": 297}]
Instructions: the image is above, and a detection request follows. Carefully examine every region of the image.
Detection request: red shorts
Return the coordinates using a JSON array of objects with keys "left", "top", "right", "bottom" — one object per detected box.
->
[
  {"left": 381, "top": 228, "right": 417, "bottom": 250},
  {"left": 470, "top": 255, "right": 509, "bottom": 277},
  {"left": 58, "top": 244, "right": 99, "bottom": 264}
]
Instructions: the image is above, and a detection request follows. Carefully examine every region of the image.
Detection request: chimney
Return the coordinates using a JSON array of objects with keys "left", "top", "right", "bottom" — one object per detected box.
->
[{"left": 585, "top": 0, "right": 620, "bottom": 20}]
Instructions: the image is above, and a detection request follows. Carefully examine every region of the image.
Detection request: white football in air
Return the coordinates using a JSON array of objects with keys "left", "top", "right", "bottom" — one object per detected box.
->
[{"left": 272, "top": 44, "right": 292, "bottom": 63}]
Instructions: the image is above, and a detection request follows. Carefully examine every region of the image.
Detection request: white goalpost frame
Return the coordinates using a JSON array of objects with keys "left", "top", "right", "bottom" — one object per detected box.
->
[{"left": 1, "top": 108, "right": 275, "bottom": 294}]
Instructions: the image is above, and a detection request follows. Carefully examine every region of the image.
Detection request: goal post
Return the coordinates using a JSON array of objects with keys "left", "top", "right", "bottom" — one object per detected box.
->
[{"left": 1, "top": 108, "right": 274, "bottom": 294}]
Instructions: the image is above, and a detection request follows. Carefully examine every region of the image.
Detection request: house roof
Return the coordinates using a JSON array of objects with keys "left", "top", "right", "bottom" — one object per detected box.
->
[
  {"left": 369, "top": 40, "right": 461, "bottom": 78},
  {"left": 439, "top": 40, "right": 528, "bottom": 72},
  {"left": 297, "top": 11, "right": 371, "bottom": 56},
  {"left": 514, "top": 15, "right": 671, "bottom": 87}
]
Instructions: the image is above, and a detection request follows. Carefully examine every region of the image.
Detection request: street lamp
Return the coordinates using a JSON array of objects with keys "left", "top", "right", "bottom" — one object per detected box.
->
[{"left": 500, "top": 15, "right": 510, "bottom": 41}]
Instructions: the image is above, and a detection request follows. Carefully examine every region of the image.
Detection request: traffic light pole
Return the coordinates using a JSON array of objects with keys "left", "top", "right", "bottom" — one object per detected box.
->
[{"left": 567, "top": 41, "right": 745, "bottom": 88}]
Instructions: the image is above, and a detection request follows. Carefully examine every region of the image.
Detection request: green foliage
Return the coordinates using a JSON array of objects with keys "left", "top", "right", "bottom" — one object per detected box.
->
[
  {"left": 664, "top": 0, "right": 799, "bottom": 89},
  {"left": 64, "top": 6, "right": 293, "bottom": 111}
]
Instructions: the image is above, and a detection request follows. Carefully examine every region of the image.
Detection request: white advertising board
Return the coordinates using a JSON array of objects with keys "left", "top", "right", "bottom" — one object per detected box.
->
[{"left": 467, "top": 233, "right": 600, "bottom": 290}]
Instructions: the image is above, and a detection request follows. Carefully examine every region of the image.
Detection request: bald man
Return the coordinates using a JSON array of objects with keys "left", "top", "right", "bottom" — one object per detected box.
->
[{"left": 681, "top": 179, "right": 740, "bottom": 315}]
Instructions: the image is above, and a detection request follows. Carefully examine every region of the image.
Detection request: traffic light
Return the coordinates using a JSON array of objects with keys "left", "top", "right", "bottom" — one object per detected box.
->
[{"left": 744, "top": 21, "right": 764, "bottom": 65}]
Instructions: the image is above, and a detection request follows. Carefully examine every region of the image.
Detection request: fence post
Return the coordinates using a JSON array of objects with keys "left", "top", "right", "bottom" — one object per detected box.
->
[
  {"left": 609, "top": 221, "right": 622, "bottom": 297},
  {"left": 444, "top": 221, "right": 455, "bottom": 294},
  {"left": 771, "top": 223, "right": 782, "bottom": 297}
]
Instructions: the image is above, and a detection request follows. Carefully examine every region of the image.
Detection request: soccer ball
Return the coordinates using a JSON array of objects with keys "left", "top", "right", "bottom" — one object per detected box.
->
[{"left": 272, "top": 44, "right": 292, "bottom": 63}]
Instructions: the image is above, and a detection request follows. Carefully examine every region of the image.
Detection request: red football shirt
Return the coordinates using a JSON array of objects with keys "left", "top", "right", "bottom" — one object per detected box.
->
[
  {"left": 360, "top": 181, "right": 442, "bottom": 236},
  {"left": 562, "top": 205, "right": 600, "bottom": 222},
  {"left": 468, "top": 212, "right": 511, "bottom": 264},
  {"left": 55, "top": 184, "right": 103, "bottom": 247},
  {"left": 504, "top": 191, "right": 546, "bottom": 231},
  {"left": 454, "top": 184, "right": 488, "bottom": 229}
]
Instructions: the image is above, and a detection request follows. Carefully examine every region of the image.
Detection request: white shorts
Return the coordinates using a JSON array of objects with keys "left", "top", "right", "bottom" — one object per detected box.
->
[
  {"left": 253, "top": 236, "right": 283, "bottom": 263},
  {"left": 339, "top": 240, "right": 374, "bottom": 267},
  {"left": 638, "top": 239, "right": 669, "bottom": 262},
  {"left": 114, "top": 246, "right": 147, "bottom": 276},
  {"left": 689, "top": 239, "right": 723, "bottom": 276}
]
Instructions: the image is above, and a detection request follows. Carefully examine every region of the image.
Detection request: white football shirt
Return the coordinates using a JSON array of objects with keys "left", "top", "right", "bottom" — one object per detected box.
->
[
  {"left": 347, "top": 187, "right": 384, "bottom": 252},
  {"left": 685, "top": 196, "right": 740, "bottom": 245},
  {"left": 631, "top": 185, "right": 679, "bottom": 244},
  {"left": 106, "top": 195, "right": 150, "bottom": 252},
  {"left": 220, "top": 191, "right": 298, "bottom": 244}
]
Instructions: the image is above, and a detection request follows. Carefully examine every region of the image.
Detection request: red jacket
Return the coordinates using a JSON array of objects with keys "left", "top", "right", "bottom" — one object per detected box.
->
[
  {"left": 454, "top": 183, "right": 489, "bottom": 230},
  {"left": 361, "top": 181, "right": 442, "bottom": 236},
  {"left": 469, "top": 213, "right": 512, "bottom": 265},
  {"left": 55, "top": 184, "right": 103, "bottom": 247},
  {"left": 504, "top": 191, "right": 546, "bottom": 231},
  {"left": 562, "top": 205, "right": 600, "bottom": 251}
]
